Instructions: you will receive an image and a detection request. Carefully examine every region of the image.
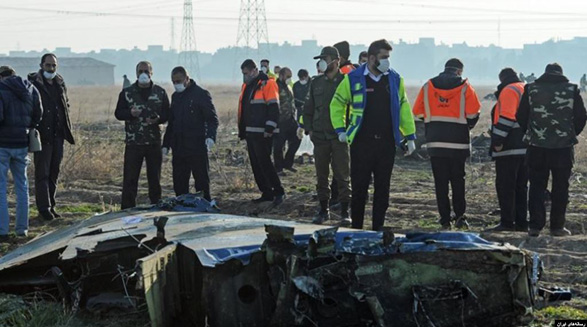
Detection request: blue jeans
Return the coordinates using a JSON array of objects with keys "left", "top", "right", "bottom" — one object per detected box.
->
[{"left": 0, "top": 147, "right": 30, "bottom": 235}]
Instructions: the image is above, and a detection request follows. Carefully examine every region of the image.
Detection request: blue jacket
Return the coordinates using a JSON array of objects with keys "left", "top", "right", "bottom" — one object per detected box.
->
[
  {"left": 330, "top": 64, "right": 416, "bottom": 146},
  {"left": 0, "top": 76, "right": 43, "bottom": 148}
]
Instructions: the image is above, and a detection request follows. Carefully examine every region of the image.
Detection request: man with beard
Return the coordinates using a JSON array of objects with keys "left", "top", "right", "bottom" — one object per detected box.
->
[{"left": 330, "top": 39, "right": 416, "bottom": 231}]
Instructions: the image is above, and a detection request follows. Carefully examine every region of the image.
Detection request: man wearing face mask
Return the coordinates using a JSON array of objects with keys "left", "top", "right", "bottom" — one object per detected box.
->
[
  {"left": 28, "top": 53, "right": 75, "bottom": 221},
  {"left": 357, "top": 51, "right": 368, "bottom": 66},
  {"left": 260, "top": 59, "right": 276, "bottom": 80},
  {"left": 115, "top": 61, "right": 170, "bottom": 209},
  {"left": 413, "top": 58, "right": 481, "bottom": 230},
  {"left": 304, "top": 46, "right": 351, "bottom": 225},
  {"left": 238, "top": 59, "right": 285, "bottom": 205},
  {"left": 162, "top": 66, "right": 218, "bottom": 201},
  {"left": 330, "top": 39, "right": 417, "bottom": 231},
  {"left": 293, "top": 69, "right": 310, "bottom": 132},
  {"left": 273, "top": 67, "right": 301, "bottom": 174}
]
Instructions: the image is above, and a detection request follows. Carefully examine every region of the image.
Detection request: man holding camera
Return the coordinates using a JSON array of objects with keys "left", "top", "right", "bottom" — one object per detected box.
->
[{"left": 115, "top": 61, "right": 170, "bottom": 209}]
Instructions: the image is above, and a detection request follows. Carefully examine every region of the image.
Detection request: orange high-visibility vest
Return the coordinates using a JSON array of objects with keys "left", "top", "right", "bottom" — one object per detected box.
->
[
  {"left": 490, "top": 82, "right": 526, "bottom": 158},
  {"left": 413, "top": 79, "right": 481, "bottom": 155},
  {"left": 493, "top": 82, "right": 524, "bottom": 124},
  {"left": 341, "top": 64, "right": 355, "bottom": 75}
]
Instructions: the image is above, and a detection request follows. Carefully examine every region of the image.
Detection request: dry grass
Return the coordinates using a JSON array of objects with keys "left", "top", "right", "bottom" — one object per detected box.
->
[
  {"left": 1, "top": 84, "right": 586, "bottom": 326},
  {"left": 63, "top": 84, "right": 587, "bottom": 181}
]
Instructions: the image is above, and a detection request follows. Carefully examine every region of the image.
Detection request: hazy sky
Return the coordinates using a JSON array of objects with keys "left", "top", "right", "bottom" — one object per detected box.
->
[{"left": 2, "top": 0, "right": 587, "bottom": 54}]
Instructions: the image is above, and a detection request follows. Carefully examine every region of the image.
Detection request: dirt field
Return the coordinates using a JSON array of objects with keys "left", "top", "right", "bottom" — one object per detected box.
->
[{"left": 0, "top": 84, "right": 586, "bottom": 326}]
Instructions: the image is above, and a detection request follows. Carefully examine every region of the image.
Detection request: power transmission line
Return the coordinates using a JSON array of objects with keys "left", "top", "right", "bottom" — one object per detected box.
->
[
  {"left": 1, "top": 5, "right": 586, "bottom": 25},
  {"left": 179, "top": 0, "right": 201, "bottom": 80}
]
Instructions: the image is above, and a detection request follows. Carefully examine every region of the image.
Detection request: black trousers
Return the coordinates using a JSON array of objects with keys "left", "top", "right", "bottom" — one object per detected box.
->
[
  {"left": 34, "top": 137, "right": 64, "bottom": 212},
  {"left": 121, "top": 144, "right": 162, "bottom": 209},
  {"left": 528, "top": 165, "right": 571, "bottom": 231},
  {"left": 430, "top": 156, "right": 466, "bottom": 223},
  {"left": 273, "top": 120, "right": 301, "bottom": 171},
  {"left": 172, "top": 151, "right": 210, "bottom": 201},
  {"left": 495, "top": 156, "right": 528, "bottom": 228},
  {"left": 247, "top": 136, "right": 284, "bottom": 198},
  {"left": 350, "top": 138, "right": 396, "bottom": 231}
]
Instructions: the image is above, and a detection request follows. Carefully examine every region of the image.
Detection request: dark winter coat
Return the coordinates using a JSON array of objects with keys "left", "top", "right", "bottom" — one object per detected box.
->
[
  {"left": 0, "top": 76, "right": 43, "bottom": 148},
  {"left": 162, "top": 80, "right": 218, "bottom": 156},
  {"left": 28, "top": 70, "right": 74, "bottom": 145}
]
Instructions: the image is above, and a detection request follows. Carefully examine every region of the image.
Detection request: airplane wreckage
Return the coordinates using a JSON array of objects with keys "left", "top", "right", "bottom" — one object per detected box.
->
[{"left": 0, "top": 195, "right": 544, "bottom": 326}]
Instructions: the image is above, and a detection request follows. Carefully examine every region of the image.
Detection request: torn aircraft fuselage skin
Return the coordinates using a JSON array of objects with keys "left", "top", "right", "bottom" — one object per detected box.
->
[{"left": 0, "top": 197, "right": 542, "bottom": 327}]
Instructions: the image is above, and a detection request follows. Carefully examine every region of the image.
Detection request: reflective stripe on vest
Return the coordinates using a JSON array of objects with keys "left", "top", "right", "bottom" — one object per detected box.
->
[
  {"left": 492, "top": 148, "right": 527, "bottom": 157},
  {"left": 246, "top": 126, "right": 280, "bottom": 133},
  {"left": 423, "top": 82, "right": 468, "bottom": 124},
  {"left": 426, "top": 142, "right": 470, "bottom": 150}
]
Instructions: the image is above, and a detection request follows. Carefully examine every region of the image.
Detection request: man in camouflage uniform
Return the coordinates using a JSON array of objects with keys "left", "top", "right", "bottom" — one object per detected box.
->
[
  {"left": 517, "top": 63, "right": 587, "bottom": 237},
  {"left": 273, "top": 67, "right": 301, "bottom": 174},
  {"left": 115, "top": 61, "right": 170, "bottom": 209}
]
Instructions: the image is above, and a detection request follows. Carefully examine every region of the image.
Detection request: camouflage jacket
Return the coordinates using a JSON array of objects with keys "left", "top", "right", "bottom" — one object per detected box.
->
[
  {"left": 115, "top": 82, "right": 170, "bottom": 145},
  {"left": 277, "top": 79, "right": 297, "bottom": 124},
  {"left": 524, "top": 82, "right": 577, "bottom": 148}
]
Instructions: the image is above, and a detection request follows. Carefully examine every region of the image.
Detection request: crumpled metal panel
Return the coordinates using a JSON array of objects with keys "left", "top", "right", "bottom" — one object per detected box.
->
[{"left": 0, "top": 195, "right": 542, "bottom": 327}]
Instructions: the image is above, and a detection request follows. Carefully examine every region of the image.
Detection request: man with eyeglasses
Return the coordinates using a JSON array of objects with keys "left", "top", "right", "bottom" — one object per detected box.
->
[
  {"left": 28, "top": 53, "right": 75, "bottom": 221},
  {"left": 115, "top": 61, "right": 170, "bottom": 209}
]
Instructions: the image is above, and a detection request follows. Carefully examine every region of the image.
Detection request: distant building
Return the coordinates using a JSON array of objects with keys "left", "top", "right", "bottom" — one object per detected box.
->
[{"left": 0, "top": 57, "right": 115, "bottom": 85}]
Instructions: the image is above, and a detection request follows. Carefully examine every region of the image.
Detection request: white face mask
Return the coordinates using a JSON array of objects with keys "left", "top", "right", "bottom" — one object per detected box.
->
[
  {"left": 138, "top": 73, "right": 151, "bottom": 84},
  {"left": 377, "top": 58, "right": 390, "bottom": 73},
  {"left": 318, "top": 59, "right": 328, "bottom": 73},
  {"left": 260, "top": 66, "right": 268, "bottom": 74},
  {"left": 43, "top": 71, "right": 57, "bottom": 80},
  {"left": 174, "top": 83, "right": 186, "bottom": 93},
  {"left": 285, "top": 78, "right": 292, "bottom": 85},
  {"left": 300, "top": 79, "right": 308, "bottom": 85}
]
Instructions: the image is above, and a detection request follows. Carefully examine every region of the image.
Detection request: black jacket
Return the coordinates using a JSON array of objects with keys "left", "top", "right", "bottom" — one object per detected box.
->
[
  {"left": 28, "top": 70, "right": 75, "bottom": 145},
  {"left": 0, "top": 76, "right": 43, "bottom": 148},
  {"left": 162, "top": 80, "right": 218, "bottom": 155},
  {"left": 292, "top": 80, "right": 310, "bottom": 123}
]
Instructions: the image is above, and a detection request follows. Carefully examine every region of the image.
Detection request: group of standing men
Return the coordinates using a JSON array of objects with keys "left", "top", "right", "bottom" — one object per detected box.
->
[
  {"left": 0, "top": 55, "right": 219, "bottom": 241},
  {"left": 240, "top": 38, "right": 586, "bottom": 237},
  {"left": 0, "top": 39, "right": 585, "bottom": 240}
]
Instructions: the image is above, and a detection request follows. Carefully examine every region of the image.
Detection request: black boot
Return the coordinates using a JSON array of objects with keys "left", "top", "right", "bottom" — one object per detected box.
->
[
  {"left": 340, "top": 202, "right": 351, "bottom": 226},
  {"left": 312, "top": 200, "right": 330, "bottom": 224}
]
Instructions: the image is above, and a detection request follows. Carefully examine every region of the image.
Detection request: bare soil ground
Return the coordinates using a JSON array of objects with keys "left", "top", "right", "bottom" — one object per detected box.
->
[{"left": 0, "top": 85, "right": 586, "bottom": 326}]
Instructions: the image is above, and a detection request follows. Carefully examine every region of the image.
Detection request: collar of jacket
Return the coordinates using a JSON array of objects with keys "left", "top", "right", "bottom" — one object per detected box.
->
[
  {"left": 495, "top": 75, "right": 522, "bottom": 98},
  {"left": 535, "top": 73, "right": 569, "bottom": 84},
  {"left": 347, "top": 63, "right": 405, "bottom": 147},
  {"left": 349, "top": 63, "right": 396, "bottom": 80},
  {"left": 30, "top": 69, "right": 65, "bottom": 94}
]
